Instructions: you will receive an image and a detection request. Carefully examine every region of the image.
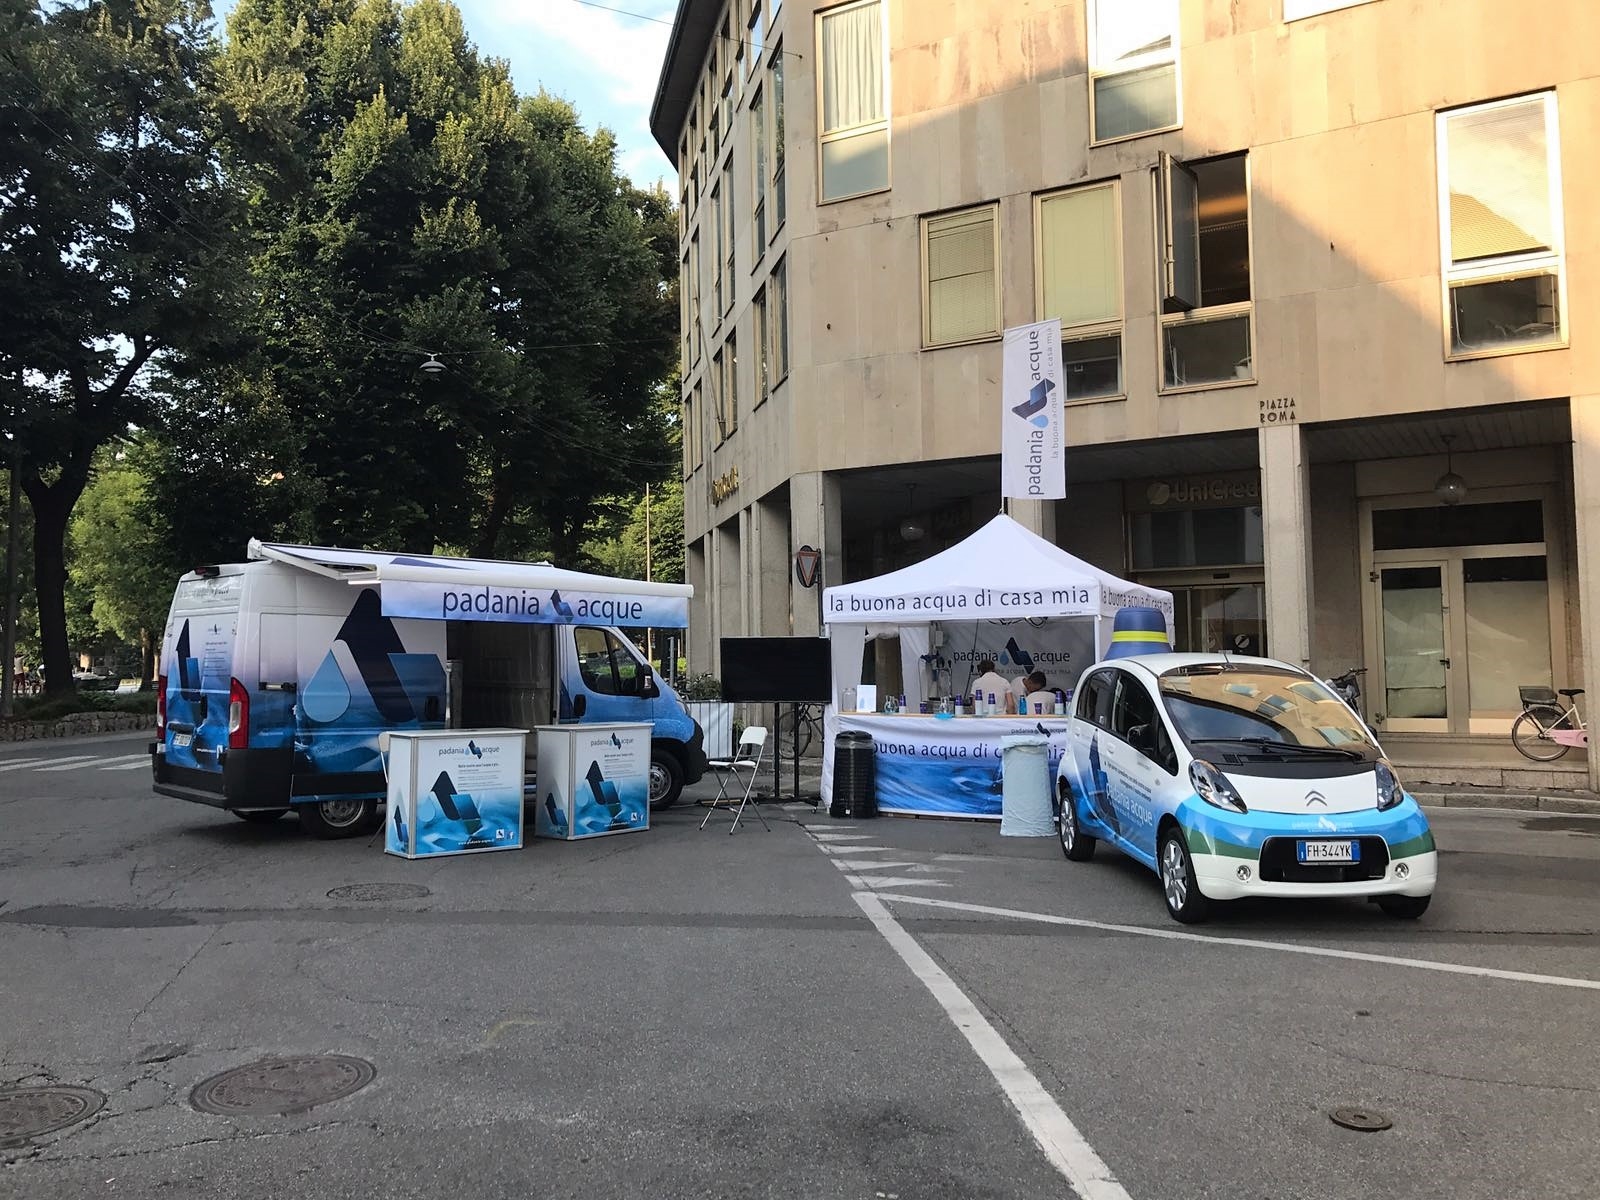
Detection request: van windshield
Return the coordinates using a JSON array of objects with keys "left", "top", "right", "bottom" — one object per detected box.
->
[{"left": 1158, "top": 666, "right": 1378, "bottom": 761}]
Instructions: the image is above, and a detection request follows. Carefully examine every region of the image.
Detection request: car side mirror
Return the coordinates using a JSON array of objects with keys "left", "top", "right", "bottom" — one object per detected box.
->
[
  {"left": 572, "top": 695, "right": 587, "bottom": 719},
  {"left": 639, "top": 662, "right": 659, "bottom": 698}
]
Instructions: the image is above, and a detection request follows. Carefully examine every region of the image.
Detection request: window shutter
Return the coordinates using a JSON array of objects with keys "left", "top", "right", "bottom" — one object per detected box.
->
[
  {"left": 1040, "top": 186, "right": 1119, "bottom": 328},
  {"left": 1446, "top": 97, "right": 1553, "bottom": 263},
  {"left": 926, "top": 208, "right": 998, "bottom": 344}
]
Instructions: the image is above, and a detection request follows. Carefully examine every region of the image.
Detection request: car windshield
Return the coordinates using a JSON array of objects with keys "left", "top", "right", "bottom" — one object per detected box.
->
[{"left": 1158, "top": 666, "right": 1378, "bottom": 758}]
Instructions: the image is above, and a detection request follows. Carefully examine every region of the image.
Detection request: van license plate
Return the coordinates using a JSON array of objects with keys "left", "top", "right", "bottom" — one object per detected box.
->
[
  {"left": 1298, "top": 839, "right": 1358, "bottom": 863},
  {"left": 172, "top": 733, "right": 192, "bottom": 749}
]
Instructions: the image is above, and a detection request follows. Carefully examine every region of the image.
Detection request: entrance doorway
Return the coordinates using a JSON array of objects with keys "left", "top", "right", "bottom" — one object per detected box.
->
[{"left": 1365, "top": 495, "right": 1560, "bottom": 735}]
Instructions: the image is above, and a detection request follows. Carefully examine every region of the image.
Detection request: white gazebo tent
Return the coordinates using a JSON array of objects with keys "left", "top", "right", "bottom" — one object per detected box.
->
[{"left": 821, "top": 514, "right": 1175, "bottom": 713}]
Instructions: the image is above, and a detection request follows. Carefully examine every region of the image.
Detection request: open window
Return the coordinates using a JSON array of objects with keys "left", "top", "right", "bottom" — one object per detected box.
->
[
  {"left": 1157, "top": 151, "right": 1252, "bottom": 390},
  {"left": 1438, "top": 92, "right": 1564, "bottom": 358}
]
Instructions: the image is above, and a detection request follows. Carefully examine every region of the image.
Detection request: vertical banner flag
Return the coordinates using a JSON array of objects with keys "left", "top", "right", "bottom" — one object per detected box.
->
[{"left": 1000, "top": 319, "right": 1065, "bottom": 500}]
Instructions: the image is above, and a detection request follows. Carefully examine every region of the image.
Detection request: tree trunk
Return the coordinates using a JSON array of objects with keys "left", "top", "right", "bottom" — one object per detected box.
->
[
  {"left": 473, "top": 469, "right": 513, "bottom": 559},
  {"left": 140, "top": 626, "right": 155, "bottom": 685},
  {"left": 26, "top": 480, "right": 77, "bottom": 698}
]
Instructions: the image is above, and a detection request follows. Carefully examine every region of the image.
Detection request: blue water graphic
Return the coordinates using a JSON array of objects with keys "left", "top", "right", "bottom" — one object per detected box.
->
[{"left": 301, "top": 650, "right": 352, "bottom": 723}]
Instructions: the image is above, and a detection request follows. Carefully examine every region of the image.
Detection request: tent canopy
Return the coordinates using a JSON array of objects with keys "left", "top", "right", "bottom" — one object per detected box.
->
[
  {"left": 248, "top": 540, "right": 691, "bottom": 627},
  {"left": 822, "top": 514, "right": 1172, "bottom": 625}
]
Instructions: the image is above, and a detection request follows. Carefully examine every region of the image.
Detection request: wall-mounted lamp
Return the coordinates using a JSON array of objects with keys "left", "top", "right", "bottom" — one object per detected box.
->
[{"left": 1433, "top": 434, "right": 1468, "bottom": 506}]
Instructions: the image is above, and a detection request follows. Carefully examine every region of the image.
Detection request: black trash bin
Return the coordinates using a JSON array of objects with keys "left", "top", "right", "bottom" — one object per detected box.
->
[{"left": 831, "top": 731, "right": 877, "bottom": 818}]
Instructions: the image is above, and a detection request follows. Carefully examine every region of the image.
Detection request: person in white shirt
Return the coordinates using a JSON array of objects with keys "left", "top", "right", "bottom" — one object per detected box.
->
[
  {"left": 969, "top": 659, "right": 1015, "bottom": 712},
  {"left": 1021, "top": 673, "right": 1059, "bottom": 715}
]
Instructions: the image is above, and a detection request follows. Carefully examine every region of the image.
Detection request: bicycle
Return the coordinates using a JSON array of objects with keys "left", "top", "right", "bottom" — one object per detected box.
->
[
  {"left": 1512, "top": 685, "right": 1588, "bottom": 762},
  {"left": 775, "top": 702, "right": 824, "bottom": 757},
  {"left": 1328, "top": 666, "right": 1366, "bottom": 718}
]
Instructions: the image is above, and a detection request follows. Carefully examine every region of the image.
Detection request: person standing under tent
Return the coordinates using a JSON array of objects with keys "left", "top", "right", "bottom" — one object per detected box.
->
[
  {"left": 969, "top": 658, "right": 1015, "bottom": 713},
  {"left": 1021, "top": 673, "right": 1057, "bottom": 715}
]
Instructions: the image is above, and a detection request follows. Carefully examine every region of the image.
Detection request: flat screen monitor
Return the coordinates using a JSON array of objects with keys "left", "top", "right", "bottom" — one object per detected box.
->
[{"left": 719, "top": 637, "right": 832, "bottom": 703}]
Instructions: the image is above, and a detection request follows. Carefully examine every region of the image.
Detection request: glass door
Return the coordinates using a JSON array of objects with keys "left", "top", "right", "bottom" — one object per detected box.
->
[
  {"left": 1376, "top": 563, "right": 1451, "bottom": 733},
  {"left": 1463, "top": 554, "right": 1551, "bottom": 732}
]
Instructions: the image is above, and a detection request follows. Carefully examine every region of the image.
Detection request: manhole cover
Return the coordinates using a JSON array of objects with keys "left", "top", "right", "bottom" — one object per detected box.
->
[
  {"left": 191, "top": 1055, "right": 376, "bottom": 1116},
  {"left": 326, "top": 883, "right": 430, "bottom": 902},
  {"left": 1330, "top": 1105, "right": 1392, "bottom": 1132},
  {"left": 0, "top": 1085, "right": 106, "bottom": 1144}
]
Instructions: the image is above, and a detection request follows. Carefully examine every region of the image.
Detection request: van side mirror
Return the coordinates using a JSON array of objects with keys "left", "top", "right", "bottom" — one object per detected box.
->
[
  {"left": 572, "top": 694, "right": 587, "bottom": 719},
  {"left": 639, "top": 662, "right": 659, "bottom": 698}
]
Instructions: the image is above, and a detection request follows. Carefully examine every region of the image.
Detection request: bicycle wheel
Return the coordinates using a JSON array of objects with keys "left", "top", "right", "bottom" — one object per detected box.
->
[
  {"left": 777, "top": 707, "right": 815, "bottom": 757},
  {"left": 1512, "top": 706, "right": 1570, "bottom": 762}
]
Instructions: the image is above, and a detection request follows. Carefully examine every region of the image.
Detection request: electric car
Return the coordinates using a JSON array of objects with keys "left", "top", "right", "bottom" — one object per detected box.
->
[{"left": 1054, "top": 654, "right": 1437, "bottom": 923}]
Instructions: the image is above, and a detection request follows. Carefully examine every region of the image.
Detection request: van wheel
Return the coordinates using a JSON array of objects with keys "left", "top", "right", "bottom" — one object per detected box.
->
[
  {"left": 300, "top": 798, "right": 380, "bottom": 839},
  {"left": 234, "top": 809, "right": 289, "bottom": 824},
  {"left": 648, "top": 751, "right": 684, "bottom": 810}
]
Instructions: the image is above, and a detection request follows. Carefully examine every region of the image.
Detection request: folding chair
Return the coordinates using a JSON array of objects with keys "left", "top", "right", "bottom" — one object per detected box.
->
[{"left": 700, "top": 726, "right": 770, "bottom": 833}]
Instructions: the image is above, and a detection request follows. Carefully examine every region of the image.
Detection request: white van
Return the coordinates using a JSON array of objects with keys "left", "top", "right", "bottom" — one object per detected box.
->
[{"left": 150, "top": 543, "right": 706, "bottom": 837}]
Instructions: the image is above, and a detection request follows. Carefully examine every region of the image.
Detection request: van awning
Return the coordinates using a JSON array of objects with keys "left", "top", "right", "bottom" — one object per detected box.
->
[{"left": 248, "top": 540, "right": 692, "bottom": 628}]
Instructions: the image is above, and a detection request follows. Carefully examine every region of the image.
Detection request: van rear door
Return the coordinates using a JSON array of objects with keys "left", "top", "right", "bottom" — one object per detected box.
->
[{"left": 159, "top": 574, "right": 243, "bottom": 793}]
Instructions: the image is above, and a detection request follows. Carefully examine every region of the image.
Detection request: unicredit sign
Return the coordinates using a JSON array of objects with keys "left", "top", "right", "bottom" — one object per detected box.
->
[{"left": 1135, "top": 473, "right": 1261, "bottom": 510}]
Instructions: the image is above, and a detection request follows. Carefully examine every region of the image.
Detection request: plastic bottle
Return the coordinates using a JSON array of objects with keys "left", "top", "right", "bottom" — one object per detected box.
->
[
  {"left": 988, "top": 691, "right": 998, "bottom": 717},
  {"left": 898, "top": 694, "right": 907, "bottom": 714}
]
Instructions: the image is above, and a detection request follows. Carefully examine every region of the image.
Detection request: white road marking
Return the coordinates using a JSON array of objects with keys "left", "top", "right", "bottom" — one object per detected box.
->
[
  {"left": 0, "top": 758, "right": 50, "bottom": 772},
  {"left": 877, "top": 893, "right": 1600, "bottom": 992},
  {"left": 812, "top": 833, "right": 876, "bottom": 842},
  {"left": 101, "top": 759, "right": 154, "bottom": 771},
  {"left": 851, "top": 875, "right": 952, "bottom": 890},
  {"left": 854, "top": 892, "right": 1133, "bottom": 1200},
  {"left": 817, "top": 845, "right": 896, "bottom": 856},
  {"left": 30, "top": 756, "right": 102, "bottom": 772},
  {"left": 38, "top": 753, "right": 147, "bottom": 772},
  {"left": 830, "top": 859, "right": 919, "bottom": 872}
]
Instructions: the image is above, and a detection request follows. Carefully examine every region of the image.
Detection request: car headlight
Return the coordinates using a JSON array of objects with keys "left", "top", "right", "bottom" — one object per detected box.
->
[
  {"left": 1375, "top": 759, "right": 1404, "bottom": 811},
  {"left": 1189, "top": 759, "right": 1247, "bottom": 814}
]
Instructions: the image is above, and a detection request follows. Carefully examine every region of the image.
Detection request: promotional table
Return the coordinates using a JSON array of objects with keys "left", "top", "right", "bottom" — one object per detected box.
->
[
  {"left": 384, "top": 728, "right": 527, "bottom": 859},
  {"left": 534, "top": 723, "right": 652, "bottom": 840},
  {"left": 836, "top": 712, "right": 1072, "bottom": 820}
]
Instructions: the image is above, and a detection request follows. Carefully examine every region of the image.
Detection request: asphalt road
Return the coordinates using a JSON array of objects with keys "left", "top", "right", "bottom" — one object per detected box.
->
[{"left": 1, "top": 732, "right": 1597, "bottom": 1199}]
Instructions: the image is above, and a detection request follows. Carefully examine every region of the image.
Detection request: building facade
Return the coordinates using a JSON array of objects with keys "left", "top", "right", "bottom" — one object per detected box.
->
[{"left": 651, "top": 0, "right": 1600, "bottom": 790}]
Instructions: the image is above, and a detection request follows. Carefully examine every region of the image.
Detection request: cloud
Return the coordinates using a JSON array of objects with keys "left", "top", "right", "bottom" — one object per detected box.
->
[{"left": 466, "top": 0, "right": 676, "bottom": 112}]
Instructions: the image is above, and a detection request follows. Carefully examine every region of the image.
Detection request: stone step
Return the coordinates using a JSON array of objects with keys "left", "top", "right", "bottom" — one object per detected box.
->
[{"left": 1412, "top": 786, "right": 1600, "bottom": 816}]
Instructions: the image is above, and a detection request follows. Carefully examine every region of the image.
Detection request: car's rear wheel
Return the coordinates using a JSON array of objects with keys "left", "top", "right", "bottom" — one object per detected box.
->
[
  {"left": 1056, "top": 780, "right": 1095, "bottom": 862},
  {"left": 1377, "top": 893, "right": 1431, "bottom": 920},
  {"left": 234, "top": 809, "right": 289, "bottom": 824},
  {"left": 1159, "top": 827, "right": 1210, "bottom": 924},
  {"left": 648, "top": 751, "right": 684, "bottom": 810},
  {"left": 1511, "top": 707, "right": 1569, "bottom": 761},
  {"left": 299, "top": 798, "right": 380, "bottom": 839}
]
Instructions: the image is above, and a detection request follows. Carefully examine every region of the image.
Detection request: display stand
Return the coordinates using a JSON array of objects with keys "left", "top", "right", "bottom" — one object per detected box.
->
[
  {"left": 533, "top": 723, "right": 652, "bottom": 840},
  {"left": 384, "top": 728, "right": 527, "bottom": 859}
]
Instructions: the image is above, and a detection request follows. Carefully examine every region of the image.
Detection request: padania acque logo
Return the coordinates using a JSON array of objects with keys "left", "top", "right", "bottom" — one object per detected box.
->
[{"left": 1010, "top": 377, "right": 1056, "bottom": 429}]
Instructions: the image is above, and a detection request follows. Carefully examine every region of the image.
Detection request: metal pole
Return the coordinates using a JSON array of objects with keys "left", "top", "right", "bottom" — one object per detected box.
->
[
  {"left": 644, "top": 484, "right": 653, "bottom": 664},
  {"left": 1, "top": 402, "right": 22, "bottom": 719}
]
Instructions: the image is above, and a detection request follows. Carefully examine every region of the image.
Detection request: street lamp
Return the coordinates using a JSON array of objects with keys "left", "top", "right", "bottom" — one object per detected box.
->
[{"left": 419, "top": 353, "right": 446, "bottom": 376}]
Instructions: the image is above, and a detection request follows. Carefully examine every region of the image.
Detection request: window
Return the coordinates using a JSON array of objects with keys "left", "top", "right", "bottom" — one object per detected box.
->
[
  {"left": 1076, "top": 670, "right": 1114, "bottom": 726},
  {"left": 710, "top": 183, "right": 724, "bottom": 317},
  {"left": 772, "top": 0, "right": 782, "bottom": 18},
  {"left": 1284, "top": 0, "right": 1378, "bottom": 19},
  {"left": 718, "top": 16, "right": 733, "bottom": 140},
  {"left": 680, "top": 251, "right": 691, "bottom": 366},
  {"left": 817, "top": 0, "right": 888, "bottom": 202},
  {"left": 1037, "top": 182, "right": 1123, "bottom": 400},
  {"left": 1130, "top": 507, "right": 1264, "bottom": 570},
  {"left": 1157, "top": 152, "right": 1253, "bottom": 389},
  {"left": 747, "top": 0, "right": 764, "bottom": 79},
  {"left": 770, "top": 256, "right": 789, "bottom": 384},
  {"left": 717, "top": 331, "right": 739, "bottom": 438},
  {"left": 770, "top": 46, "right": 786, "bottom": 234},
  {"left": 683, "top": 382, "right": 702, "bottom": 476},
  {"left": 1111, "top": 673, "right": 1176, "bottom": 773},
  {"left": 753, "top": 286, "right": 769, "bottom": 404},
  {"left": 576, "top": 628, "right": 642, "bottom": 696},
  {"left": 689, "top": 232, "right": 702, "bottom": 363},
  {"left": 721, "top": 161, "right": 736, "bottom": 314},
  {"left": 1089, "top": 0, "right": 1179, "bottom": 143},
  {"left": 922, "top": 204, "right": 1000, "bottom": 347},
  {"left": 1438, "top": 92, "right": 1564, "bottom": 357},
  {"left": 751, "top": 86, "right": 767, "bottom": 255}
]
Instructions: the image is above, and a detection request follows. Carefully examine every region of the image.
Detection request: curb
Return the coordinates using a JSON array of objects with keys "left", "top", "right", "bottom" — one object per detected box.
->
[
  {"left": 1414, "top": 791, "right": 1600, "bottom": 816},
  {"left": 0, "top": 712, "right": 154, "bottom": 743}
]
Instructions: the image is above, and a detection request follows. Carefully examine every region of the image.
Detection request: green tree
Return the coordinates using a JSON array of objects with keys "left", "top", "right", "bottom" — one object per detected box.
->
[
  {"left": 212, "top": 0, "right": 677, "bottom": 563},
  {"left": 67, "top": 445, "right": 179, "bottom": 680},
  {"left": 0, "top": 0, "right": 240, "bottom": 695}
]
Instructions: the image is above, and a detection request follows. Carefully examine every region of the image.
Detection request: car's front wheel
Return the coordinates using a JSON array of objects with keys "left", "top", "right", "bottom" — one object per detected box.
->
[
  {"left": 1159, "top": 827, "right": 1210, "bottom": 924},
  {"left": 1056, "top": 780, "right": 1095, "bottom": 862},
  {"left": 1377, "top": 893, "right": 1431, "bottom": 920},
  {"left": 648, "top": 750, "right": 684, "bottom": 810}
]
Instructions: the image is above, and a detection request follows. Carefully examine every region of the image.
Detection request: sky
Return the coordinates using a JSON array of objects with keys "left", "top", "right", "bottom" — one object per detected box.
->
[{"left": 209, "top": 0, "right": 680, "bottom": 188}]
